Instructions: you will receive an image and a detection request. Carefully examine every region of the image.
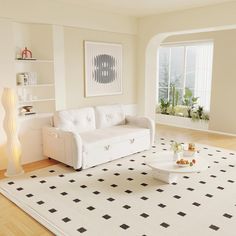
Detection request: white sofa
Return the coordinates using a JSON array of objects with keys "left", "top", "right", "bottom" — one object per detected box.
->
[{"left": 42, "top": 104, "right": 155, "bottom": 170}]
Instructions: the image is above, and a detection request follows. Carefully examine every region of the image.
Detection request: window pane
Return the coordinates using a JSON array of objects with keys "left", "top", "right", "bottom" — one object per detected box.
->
[
  {"left": 157, "top": 42, "right": 213, "bottom": 112},
  {"left": 170, "top": 46, "right": 184, "bottom": 88},
  {"left": 169, "top": 88, "right": 183, "bottom": 105},
  {"left": 186, "top": 46, "right": 197, "bottom": 89},
  {"left": 193, "top": 43, "right": 213, "bottom": 111},
  {"left": 158, "top": 47, "right": 170, "bottom": 88},
  {"left": 158, "top": 88, "right": 168, "bottom": 102}
]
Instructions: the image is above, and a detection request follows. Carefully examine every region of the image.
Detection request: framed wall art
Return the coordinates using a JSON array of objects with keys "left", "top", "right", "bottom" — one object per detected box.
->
[{"left": 84, "top": 41, "right": 123, "bottom": 97}]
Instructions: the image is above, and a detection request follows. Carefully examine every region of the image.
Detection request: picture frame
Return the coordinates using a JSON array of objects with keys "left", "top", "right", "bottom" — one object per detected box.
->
[{"left": 84, "top": 41, "right": 123, "bottom": 97}]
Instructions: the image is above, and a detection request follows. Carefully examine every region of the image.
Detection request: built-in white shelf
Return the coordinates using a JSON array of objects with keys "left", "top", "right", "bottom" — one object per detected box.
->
[
  {"left": 18, "top": 112, "right": 53, "bottom": 121},
  {"left": 15, "top": 59, "right": 54, "bottom": 63},
  {"left": 14, "top": 23, "right": 57, "bottom": 115},
  {"left": 17, "top": 83, "right": 54, "bottom": 88},
  {"left": 19, "top": 98, "right": 55, "bottom": 104}
]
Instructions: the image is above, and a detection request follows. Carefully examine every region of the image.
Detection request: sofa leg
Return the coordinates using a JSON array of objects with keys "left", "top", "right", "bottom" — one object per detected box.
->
[
  {"left": 48, "top": 157, "right": 51, "bottom": 160},
  {"left": 75, "top": 167, "right": 82, "bottom": 172}
]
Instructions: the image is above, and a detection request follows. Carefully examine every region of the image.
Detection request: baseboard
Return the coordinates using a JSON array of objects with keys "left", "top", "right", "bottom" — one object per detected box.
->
[
  {"left": 206, "top": 129, "right": 236, "bottom": 137},
  {"left": 156, "top": 121, "right": 236, "bottom": 137}
]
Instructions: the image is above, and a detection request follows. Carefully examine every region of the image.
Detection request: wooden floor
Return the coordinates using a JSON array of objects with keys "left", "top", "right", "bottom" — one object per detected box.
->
[
  {"left": 0, "top": 159, "right": 58, "bottom": 236},
  {"left": 0, "top": 124, "right": 236, "bottom": 235},
  {"left": 157, "top": 124, "right": 236, "bottom": 151}
]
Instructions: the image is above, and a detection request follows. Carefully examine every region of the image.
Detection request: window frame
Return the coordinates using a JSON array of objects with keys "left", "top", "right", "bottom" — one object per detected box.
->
[{"left": 157, "top": 39, "right": 214, "bottom": 109}]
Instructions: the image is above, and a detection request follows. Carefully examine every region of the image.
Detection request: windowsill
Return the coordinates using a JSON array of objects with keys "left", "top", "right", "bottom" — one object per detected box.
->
[{"left": 156, "top": 113, "right": 209, "bottom": 131}]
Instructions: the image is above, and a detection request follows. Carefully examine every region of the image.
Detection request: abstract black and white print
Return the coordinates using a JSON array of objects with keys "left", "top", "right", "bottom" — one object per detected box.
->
[
  {"left": 93, "top": 54, "right": 117, "bottom": 84},
  {"left": 84, "top": 41, "right": 122, "bottom": 97}
]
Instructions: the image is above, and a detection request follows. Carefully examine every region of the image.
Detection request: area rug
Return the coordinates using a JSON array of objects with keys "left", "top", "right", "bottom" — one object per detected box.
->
[{"left": 1, "top": 136, "right": 236, "bottom": 236}]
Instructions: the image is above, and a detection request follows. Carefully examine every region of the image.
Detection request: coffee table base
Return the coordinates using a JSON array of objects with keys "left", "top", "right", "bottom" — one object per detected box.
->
[{"left": 152, "top": 170, "right": 178, "bottom": 184}]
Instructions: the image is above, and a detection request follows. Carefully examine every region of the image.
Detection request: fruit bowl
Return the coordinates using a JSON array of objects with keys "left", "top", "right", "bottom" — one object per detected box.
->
[
  {"left": 176, "top": 158, "right": 196, "bottom": 167},
  {"left": 177, "top": 163, "right": 190, "bottom": 167}
]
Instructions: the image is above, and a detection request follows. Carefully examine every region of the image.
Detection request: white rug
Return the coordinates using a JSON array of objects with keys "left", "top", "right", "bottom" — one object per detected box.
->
[{"left": 1, "top": 137, "right": 236, "bottom": 236}]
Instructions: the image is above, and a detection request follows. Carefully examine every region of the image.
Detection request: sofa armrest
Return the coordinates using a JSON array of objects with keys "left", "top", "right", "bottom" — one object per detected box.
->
[
  {"left": 126, "top": 115, "right": 155, "bottom": 146},
  {"left": 42, "top": 126, "right": 83, "bottom": 169}
]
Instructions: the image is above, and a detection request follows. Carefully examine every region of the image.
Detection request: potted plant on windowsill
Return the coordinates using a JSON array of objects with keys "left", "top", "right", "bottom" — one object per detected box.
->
[
  {"left": 160, "top": 98, "right": 170, "bottom": 115},
  {"left": 183, "top": 88, "right": 199, "bottom": 118},
  {"left": 191, "top": 106, "right": 210, "bottom": 122}
]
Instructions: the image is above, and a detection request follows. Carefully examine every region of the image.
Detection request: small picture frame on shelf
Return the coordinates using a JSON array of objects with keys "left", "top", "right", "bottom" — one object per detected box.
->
[{"left": 16, "top": 72, "right": 37, "bottom": 86}]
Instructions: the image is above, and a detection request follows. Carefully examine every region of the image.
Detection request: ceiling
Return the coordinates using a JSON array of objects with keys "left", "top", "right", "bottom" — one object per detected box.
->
[{"left": 54, "top": 0, "right": 234, "bottom": 17}]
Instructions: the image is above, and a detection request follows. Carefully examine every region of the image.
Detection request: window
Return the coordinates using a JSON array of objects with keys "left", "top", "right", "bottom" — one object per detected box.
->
[{"left": 157, "top": 41, "right": 213, "bottom": 111}]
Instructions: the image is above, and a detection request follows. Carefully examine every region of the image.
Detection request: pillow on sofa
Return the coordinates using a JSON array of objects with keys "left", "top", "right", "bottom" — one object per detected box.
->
[
  {"left": 54, "top": 107, "right": 96, "bottom": 133},
  {"left": 95, "top": 104, "right": 125, "bottom": 129}
]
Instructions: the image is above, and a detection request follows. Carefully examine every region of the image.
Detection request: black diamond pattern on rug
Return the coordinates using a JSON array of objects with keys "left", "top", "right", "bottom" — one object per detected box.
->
[
  {"left": 87, "top": 206, "right": 95, "bottom": 211},
  {"left": 107, "top": 197, "right": 115, "bottom": 202},
  {"left": 77, "top": 227, "right": 87, "bottom": 233},
  {"left": 160, "top": 222, "right": 170, "bottom": 228},
  {"left": 102, "top": 214, "right": 111, "bottom": 220},
  {"left": 123, "top": 205, "right": 131, "bottom": 209},
  {"left": 177, "top": 211, "right": 186, "bottom": 217},
  {"left": 158, "top": 203, "right": 166, "bottom": 208},
  {"left": 49, "top": 208, "right": 57, "bottom": 213},
  {"left": 62, "top": 217, "right": 71, "bottom": 223},
  {"left": 209, "top": 225, "right": 219, "bottom": 231},
  {"left": 120, "top": 224, "right": 130, "bottom": 230},
  {"left": 37, "top": 201, "right": 44, "bottom": 205},
  {"left": 73, "top": 198, "right": 81, "bottom": 203},
  {"left": 140, "top": 213, "right": 149, "bottom": 218}
]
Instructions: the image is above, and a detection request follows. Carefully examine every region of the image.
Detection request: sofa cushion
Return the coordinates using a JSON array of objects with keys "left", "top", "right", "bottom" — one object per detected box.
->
[
  {"left": 95, "top": 104, "right": 125, "bottom": 129},
  {"left": 80, "top": 125, "right": 150, "bottom": 150},
  {"left": 53, "top": 107, "right": 96, "bottom": 133}
]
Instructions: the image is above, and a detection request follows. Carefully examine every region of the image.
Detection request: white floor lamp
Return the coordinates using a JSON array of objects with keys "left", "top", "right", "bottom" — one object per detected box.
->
[{"left": 2, "top": 87, "right": 24, "bottom": 177}]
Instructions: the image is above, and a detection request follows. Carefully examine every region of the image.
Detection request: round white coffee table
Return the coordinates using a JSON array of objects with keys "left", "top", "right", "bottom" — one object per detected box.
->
[{"left": 146, "top": 151, "right": 209, "bottom": 184}]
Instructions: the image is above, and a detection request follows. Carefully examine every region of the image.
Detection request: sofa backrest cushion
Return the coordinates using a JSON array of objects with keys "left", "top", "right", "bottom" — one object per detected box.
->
[
  {"left": 95, "top": 104, "right": 125, "bottom": 129},
  {"left": 54, "top": 107, "right": 96, "bottom": 133}
]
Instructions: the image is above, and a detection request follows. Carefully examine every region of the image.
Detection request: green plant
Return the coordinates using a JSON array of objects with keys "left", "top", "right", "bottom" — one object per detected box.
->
[
  {"left": 183, "top": 88, "right": 198, "bottom": 118},
  {"left": 202, "top": 113, "right": 210, "bottom": 121},
  {"left": 196, "top": 106, "right": 204, "bottom": 119},
  {"left": 170, "top": 84, "right": 179, "bottom": 115},
  {"left": 160, "top": 98, "right": 170, "bottom": 114},
  {"left": 191, "top": 112, "right": 200, "bottom": 121},
  {"left": 191, "top": 106, "right": 210, "bottom": 121}
]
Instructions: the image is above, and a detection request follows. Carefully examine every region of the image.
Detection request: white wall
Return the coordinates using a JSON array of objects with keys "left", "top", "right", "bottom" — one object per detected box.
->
[{"left": 64, "top": 27, "right": 137, "bottom": 108}]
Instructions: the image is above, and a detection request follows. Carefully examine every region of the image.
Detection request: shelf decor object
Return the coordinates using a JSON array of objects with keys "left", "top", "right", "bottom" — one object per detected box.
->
[
  {"left": 2, "top": 87, "right": 24, "bottom": 177},
  {"left": 84, "top": 41, "right": 123, "bottom": 97}
]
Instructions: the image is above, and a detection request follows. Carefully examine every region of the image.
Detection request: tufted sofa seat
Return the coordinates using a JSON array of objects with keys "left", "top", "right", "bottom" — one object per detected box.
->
[{"left": 42, "top": 104, "right": 155, "bottom": 170}]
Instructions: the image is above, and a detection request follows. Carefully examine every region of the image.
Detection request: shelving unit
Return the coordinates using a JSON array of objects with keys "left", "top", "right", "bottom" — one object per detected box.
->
[
  {"left": 13, "top": 22, "right": 56, "bottom": 116},
  {"left": 15, "top": 59, "right": 54, "bottom": 63},
  {"left": 17, "top": 83, "right": 54, "bottom": 88},
  {"left": 18, "top": 98, "right": 55, "bottom": 104}
]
